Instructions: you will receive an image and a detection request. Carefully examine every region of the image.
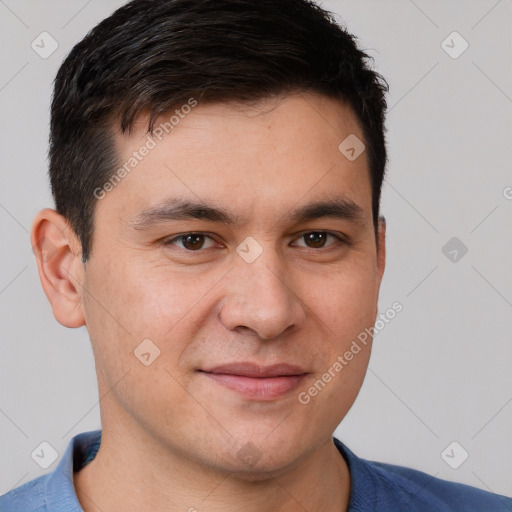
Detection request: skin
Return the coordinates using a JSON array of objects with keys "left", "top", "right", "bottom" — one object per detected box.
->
[{"left": 32, "top": 92, "right": 386, "bottom": 512}]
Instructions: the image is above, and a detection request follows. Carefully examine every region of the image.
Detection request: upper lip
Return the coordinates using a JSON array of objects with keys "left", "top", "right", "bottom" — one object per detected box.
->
[{"left": 200, "top": 362, "right": 307, "bottom": 378}]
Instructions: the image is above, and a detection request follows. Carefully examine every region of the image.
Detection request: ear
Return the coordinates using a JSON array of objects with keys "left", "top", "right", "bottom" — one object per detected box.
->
[
  {"left": 31, "top": 209, "right": 86, "bottom": 328},
  {"left": 376, "top": 215, "right": 386, "bottom": 286}
]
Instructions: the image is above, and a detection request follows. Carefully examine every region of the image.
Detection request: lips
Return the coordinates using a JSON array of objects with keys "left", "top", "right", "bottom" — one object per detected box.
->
[
  {"left": 202, "top": 362, "right": 307, "bottom": 378},
  {"left": 199, "top": 362, "right": 308, "bottom": 400}
]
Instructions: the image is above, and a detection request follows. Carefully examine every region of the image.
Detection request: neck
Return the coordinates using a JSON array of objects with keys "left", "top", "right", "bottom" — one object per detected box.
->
[{"left": 74, "top": 422, "right": 351, "bottom": 512}]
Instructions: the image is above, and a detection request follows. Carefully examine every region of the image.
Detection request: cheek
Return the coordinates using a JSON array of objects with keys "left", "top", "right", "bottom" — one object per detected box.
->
[
  {"left": 84, "top": 259, "right": 224, "bottom": 372},
  {"left": 86, "top": 255, "right": 186, "bottom": 333},
  {"left": 82, "top": 260, "right": 200, "bottom": 418},
  {"left": 305, "top": 264, "right": 379, "bottom": 338},
  {"left": 296, "top": 261, "right": 378, "bottom": 407}
]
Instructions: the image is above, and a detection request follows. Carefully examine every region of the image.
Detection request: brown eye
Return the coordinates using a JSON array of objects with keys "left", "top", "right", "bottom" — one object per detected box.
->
[
  {"left": 293, "top": 231, "right": 346, "bottom": 249},
  {"left": 181, "top": 234, "right": 205, "bottom": 250},
  {"left": 165, "top": 233, "right": 216, "bottom": 251},
  {"left": 304, "top": 232, "right": 328, "bottom": 248}
]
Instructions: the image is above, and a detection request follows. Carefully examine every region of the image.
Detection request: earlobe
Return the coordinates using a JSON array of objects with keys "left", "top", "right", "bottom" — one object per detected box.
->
[{"left": 31, "top": 209, "right": 86, "bottom": 328}]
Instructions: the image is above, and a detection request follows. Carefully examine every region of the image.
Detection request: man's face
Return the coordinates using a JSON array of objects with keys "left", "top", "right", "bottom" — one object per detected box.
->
[{"left": 80, "top": 93, "right": 385, "bottom": 475}]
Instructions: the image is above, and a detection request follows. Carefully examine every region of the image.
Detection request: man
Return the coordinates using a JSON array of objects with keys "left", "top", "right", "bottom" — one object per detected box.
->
[{"left": 1, "top": 0, "right": 510, "bottom": 511}]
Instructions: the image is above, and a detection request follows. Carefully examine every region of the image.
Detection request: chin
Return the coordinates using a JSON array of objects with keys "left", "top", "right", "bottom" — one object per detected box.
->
[{"left": 207, "top": 435, "right": 307, "bottom": 481}]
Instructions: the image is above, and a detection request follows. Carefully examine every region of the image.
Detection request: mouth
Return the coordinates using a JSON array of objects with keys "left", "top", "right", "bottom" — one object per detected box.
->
[{"left": 198, "top": 362, "right": 308, "bottom": 401}]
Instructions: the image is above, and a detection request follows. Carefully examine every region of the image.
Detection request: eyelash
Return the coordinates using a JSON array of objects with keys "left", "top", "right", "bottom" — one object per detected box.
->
[{"left": 163, "top": 231, "right": 349, "bottom": 251}]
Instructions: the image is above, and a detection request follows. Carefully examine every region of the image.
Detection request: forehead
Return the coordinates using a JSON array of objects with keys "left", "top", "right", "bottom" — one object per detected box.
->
[{"left": 107, "top": 93, "right": 372, "bottom": 223}]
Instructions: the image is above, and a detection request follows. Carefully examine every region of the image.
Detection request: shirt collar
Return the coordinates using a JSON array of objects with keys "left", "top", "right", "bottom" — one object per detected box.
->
[{"left": 44, "top": 430, "right": 102, "bottom": 511}]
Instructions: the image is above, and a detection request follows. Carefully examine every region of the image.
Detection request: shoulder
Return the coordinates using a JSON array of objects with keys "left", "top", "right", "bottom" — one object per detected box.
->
[
  {"left": 0, "top": 474, "right": 48, "bottom": 512},
  {"left": 333, "top": 438, "right": 512, "bottom": 512},
  {"left": 369, "top": 459, "right": 511, "bottom": 511},
  {"left": 0, "top": 430, "right": 101, "bottom": 512}
]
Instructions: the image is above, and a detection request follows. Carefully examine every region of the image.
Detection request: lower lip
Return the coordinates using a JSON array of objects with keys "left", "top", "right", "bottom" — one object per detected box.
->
[{"left": 201, "top": 372, "right": 307, "bottom": 400}]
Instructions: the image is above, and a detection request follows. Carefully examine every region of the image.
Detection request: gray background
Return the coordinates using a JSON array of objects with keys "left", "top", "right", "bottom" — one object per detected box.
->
[{"left": 1, "top": 0, "right": 511, "bottom": 498}]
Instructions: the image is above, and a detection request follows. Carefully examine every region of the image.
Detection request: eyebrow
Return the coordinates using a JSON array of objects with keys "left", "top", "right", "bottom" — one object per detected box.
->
[{"left": 130, "top": 196, "right": 366, "bottom": 230}]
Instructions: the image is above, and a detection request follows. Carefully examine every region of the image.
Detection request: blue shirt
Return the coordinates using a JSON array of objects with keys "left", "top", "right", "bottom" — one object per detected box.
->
[{"left": 1, "top": 430, "right": 510, "bottom": 511}]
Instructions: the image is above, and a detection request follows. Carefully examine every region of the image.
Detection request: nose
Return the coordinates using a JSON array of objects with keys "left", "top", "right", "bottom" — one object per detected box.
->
[{"left": 218, "top": 250, "right": 306, "bottom": 341}]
